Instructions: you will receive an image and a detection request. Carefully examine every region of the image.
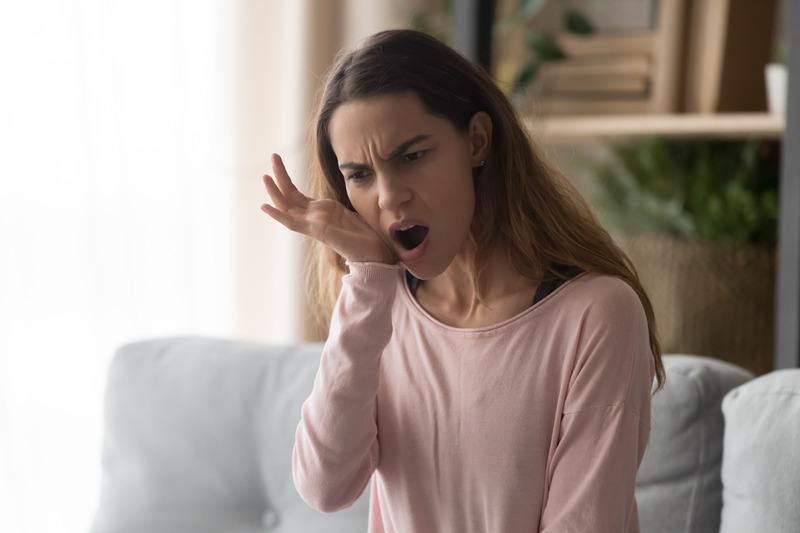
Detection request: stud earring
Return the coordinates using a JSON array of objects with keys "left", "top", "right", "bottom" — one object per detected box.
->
[{"left": 479, "top": 160, "right": 485, "bottom": 167}]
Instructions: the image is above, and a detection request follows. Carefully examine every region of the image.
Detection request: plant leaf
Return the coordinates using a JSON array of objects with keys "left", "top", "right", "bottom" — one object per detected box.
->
[
  {"left": 524, "top": 30, "right": 565, "bottom": 60},
  {"left": 510, "top": 61, "right": 539, "bottom": 107},
  {"left": 513, "top": 61, "right": 539, "bottom": 88},
  {"left": 585, "top": 137, "right": 779, "bottom": 246},
  {"left": 564, "top": 9, "right": 594, "bottom": 34}
]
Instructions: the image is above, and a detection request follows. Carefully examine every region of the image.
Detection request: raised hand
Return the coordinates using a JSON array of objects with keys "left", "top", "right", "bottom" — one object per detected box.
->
[{"left": 261, "top": 154, "right": 395, "bottom": 264}]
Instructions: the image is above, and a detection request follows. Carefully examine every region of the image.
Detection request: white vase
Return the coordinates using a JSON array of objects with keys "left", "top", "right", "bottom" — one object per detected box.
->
[{"left": 765, "top": 63, "right": 787, "bottom": 116}]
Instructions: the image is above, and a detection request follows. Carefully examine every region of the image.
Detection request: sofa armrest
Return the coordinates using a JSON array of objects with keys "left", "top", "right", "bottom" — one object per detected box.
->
[
  {"left": 91, "top": 336, "right": 369, "bottom": 533},
  {"left": 720, "top": 368, "right": 800, "bottom": 533},
  {"left": 636, "top": 355, "right": 753, "bottom": 533}
]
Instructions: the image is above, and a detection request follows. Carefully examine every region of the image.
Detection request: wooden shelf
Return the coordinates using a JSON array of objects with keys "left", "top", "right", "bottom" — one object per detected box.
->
[{"left": 529, "top": 113, "right": 785, "bottom": 144}]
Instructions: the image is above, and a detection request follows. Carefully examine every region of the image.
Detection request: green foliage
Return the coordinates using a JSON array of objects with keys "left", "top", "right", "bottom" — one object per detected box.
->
[
  {"left": 409, "top": 1, "right": 595, "bottom": 107},
  {"left": 524, "top": 30, "right": 565, "bottom": 60},
  {"left": 503, "top": 5, "right": 594, "bottom": 107},
  {"left": 563, "top": 9, "right": 594, "bottom": 34},
  {"left": 510, "top": 62, "right": 540, "bottom": 108},
  {"left": 591, "top": 137, "right": 780, "bottom": 247}
]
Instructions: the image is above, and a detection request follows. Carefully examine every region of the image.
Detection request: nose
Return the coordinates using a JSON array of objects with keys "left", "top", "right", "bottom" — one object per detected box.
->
[{"left": 376, "top": 172, "right": 412, "bottom": 211}]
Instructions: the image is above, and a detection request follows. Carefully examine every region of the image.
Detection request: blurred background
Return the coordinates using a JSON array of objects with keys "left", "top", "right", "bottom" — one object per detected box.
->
[
  {"left": 0, "top": 0, "right": 795, "bottom": 531},
  {"left": 0, "top": 1, "right": 422, "bottom": 530}
]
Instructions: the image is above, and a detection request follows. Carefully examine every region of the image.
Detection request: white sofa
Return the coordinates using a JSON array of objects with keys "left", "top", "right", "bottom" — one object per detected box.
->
[{"left": 90, "top": 337, "right": 800, "bottom": 533}]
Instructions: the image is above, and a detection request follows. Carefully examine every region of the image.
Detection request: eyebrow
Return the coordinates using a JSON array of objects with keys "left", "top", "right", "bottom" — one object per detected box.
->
[{"left": 338, "top": 134, "right": 430, "bottom": 171}]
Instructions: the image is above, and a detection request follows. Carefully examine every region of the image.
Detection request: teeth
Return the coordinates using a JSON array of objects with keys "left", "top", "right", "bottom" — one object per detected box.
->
[{"left": 397, "top": 225, "right": 416, "bottom": 232}]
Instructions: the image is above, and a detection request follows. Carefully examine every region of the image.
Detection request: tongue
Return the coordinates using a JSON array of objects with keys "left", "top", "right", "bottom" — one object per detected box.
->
[{"left": 398, "top": 226, "right": 429, "bottom": 250}]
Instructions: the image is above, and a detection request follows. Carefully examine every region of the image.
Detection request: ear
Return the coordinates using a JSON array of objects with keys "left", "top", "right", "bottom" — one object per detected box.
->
[{"left": 467, "top": 111, "right": 492, "bottom": 166}]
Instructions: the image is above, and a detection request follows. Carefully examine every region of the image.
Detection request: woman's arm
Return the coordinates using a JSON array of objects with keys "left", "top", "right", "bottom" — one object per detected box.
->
[
  {"left": 260, "top": 155, "right": 398, "bottom": 511},
  {"left": 541, "top": 279, "right": 655, "bottom": 532},
  {"left": 293, "top": 261, "right": 400, "bottom": 512}
]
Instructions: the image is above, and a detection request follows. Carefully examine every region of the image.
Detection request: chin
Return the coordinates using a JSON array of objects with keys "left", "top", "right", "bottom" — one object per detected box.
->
[
  {"left": 404, "top": 268, "right": 436, "bottom": 281},
  {"left": 401, "top": 259, "right": 449, "bottom": 281}
]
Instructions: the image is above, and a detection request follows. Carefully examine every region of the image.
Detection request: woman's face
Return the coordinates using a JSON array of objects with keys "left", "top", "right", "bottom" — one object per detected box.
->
[{"left": 328, "top": 91, "right": 489, "bottom": 280}]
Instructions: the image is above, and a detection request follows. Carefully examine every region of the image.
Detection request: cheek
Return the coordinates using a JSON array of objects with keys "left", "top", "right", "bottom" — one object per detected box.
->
[
  {"left": 437, "top": 163, "right": 476, "bottom": 211},
  {"left": 451, "top": 173, "right": 477, "bottom": 227},
  {"left": 345, "top": 186, "right": 379, "bottom": 223}
]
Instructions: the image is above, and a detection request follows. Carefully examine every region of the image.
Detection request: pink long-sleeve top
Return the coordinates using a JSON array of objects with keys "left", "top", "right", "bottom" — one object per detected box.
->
[{"left": 293, "top": 262, "right": 655, "bottom": 532}]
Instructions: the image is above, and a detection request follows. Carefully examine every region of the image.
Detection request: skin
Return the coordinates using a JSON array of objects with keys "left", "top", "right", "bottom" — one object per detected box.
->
[{"left": 262, "top": 91, "right": 539, "bottom": 328}]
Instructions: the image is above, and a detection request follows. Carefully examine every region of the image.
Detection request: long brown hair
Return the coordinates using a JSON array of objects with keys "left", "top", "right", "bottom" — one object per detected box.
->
[{"left": 306, "top": 29, "right": 664, "bottom": 389}]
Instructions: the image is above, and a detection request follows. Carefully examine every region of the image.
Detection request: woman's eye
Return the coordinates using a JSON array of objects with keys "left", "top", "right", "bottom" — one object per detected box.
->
[
  {"left": 346, "top": 170, "right": 367, "bottom": 182},
  {"left": 401, "top": 151, "right": 425, "bottom": 164}
]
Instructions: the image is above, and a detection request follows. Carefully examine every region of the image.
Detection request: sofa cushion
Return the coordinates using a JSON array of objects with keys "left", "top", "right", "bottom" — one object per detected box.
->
[
  {"left": 720, "top": 368, "right": 800, "bottom": 533},
  {"left": 91, "top": 337, "right": 369, "bottom": 533},
  {"left": 636, "top": 355, "right": 754, "bottom": 533}
]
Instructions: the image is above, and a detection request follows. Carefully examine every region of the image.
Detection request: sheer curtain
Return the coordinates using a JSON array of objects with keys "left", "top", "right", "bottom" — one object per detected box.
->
[
  {"left": 0, "top": 1, "right": 419, "bottom": 531},
  {"left": 0, "top": 1, "right": 236, "bottom": 531},
  {"left": 233, "top": 0, "right": 424, "bottom": 343}
]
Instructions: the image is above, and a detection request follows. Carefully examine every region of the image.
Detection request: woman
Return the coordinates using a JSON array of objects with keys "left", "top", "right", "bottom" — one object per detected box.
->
[{"left": 262, "top": 29, "right": 664, "bottom": 532}]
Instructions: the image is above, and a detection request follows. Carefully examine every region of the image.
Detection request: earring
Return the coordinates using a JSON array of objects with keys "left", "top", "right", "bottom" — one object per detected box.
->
[{"left": 479, "top": 160, "right": 485, "bottom": 167}]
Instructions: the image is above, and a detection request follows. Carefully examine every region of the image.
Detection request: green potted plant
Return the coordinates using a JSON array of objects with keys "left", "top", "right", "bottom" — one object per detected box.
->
[{"left": 590, "top": 137, "right": 780, "bottom": 375}]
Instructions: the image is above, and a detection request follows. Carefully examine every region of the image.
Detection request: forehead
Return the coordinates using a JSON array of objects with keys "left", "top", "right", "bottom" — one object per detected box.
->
[{"left": 328, "top": 92, "right": 453, "bottom": 160}]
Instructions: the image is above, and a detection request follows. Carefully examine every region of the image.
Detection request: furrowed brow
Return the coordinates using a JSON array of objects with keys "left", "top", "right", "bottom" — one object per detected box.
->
[
  {"left": 338, "top": 161, "right": 371, "bottom": 172},
  {"left": 384, "top": 134, "right": 430, "bottom": 160},
  {"left": 338, "top": 134, "right": 430, "bottom": 171}
]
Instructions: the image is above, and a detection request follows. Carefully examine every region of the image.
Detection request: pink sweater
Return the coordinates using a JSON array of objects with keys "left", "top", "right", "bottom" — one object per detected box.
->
[{"left": 293, "top": 262, "right": 655, "bottom": 532}]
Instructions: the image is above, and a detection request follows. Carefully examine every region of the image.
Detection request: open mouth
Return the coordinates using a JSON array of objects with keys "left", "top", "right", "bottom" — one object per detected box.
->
[{"left": 395, "top": 225, "right": 429, "bottom": 251}]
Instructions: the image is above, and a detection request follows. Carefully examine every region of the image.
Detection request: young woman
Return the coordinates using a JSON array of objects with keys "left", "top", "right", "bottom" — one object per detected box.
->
[{"left": 261, "top": 29, "right": 664, "bottom": 533}]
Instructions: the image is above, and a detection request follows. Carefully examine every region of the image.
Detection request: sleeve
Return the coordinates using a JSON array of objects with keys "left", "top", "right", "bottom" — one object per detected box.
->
[
  {"left": 540, "top": 280, "right": 655, "bottom": 533},
  {"left": 292, "top": 261, "right": 401, "bottom": 512}
]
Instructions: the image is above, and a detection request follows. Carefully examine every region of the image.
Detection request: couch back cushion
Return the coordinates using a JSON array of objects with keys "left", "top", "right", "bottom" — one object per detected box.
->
[
  {"left": 720, "top": 368, "right": 800, "bottom": 533},
  {"left": 636, "top": 355, "right": 753, "bottom": 533},
  {"left": 91, "top": 337, "right": 369, "bottom": 533}
]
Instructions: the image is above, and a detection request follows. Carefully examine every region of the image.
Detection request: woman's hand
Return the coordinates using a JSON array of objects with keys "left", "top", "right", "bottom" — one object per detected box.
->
[{"left": 260, "top": 154, "right": 395, "bottom": 264}]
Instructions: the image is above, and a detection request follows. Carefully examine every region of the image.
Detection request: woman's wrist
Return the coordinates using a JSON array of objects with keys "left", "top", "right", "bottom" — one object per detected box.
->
[{"left": 345, "top": 261, "right": 403, "bottom": 280}]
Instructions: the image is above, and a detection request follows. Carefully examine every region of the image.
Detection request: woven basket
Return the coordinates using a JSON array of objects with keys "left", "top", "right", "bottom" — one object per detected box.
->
[{"left": 623, "top": 235, "right": 776, "bottom": 375}]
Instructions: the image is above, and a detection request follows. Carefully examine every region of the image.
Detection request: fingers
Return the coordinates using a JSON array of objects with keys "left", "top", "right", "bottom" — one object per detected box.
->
[
  {"left": 261, "top": 154, "right": 310, "bottom": 234},
  {"left": 271, "top": 154, "right": 298, "bottom": 195},
  {"left": 262, "top": 174, "right": 289, "bottom": 212},
  {"left": 269, "top": 153, "right": 309, "bottom": 208}
]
